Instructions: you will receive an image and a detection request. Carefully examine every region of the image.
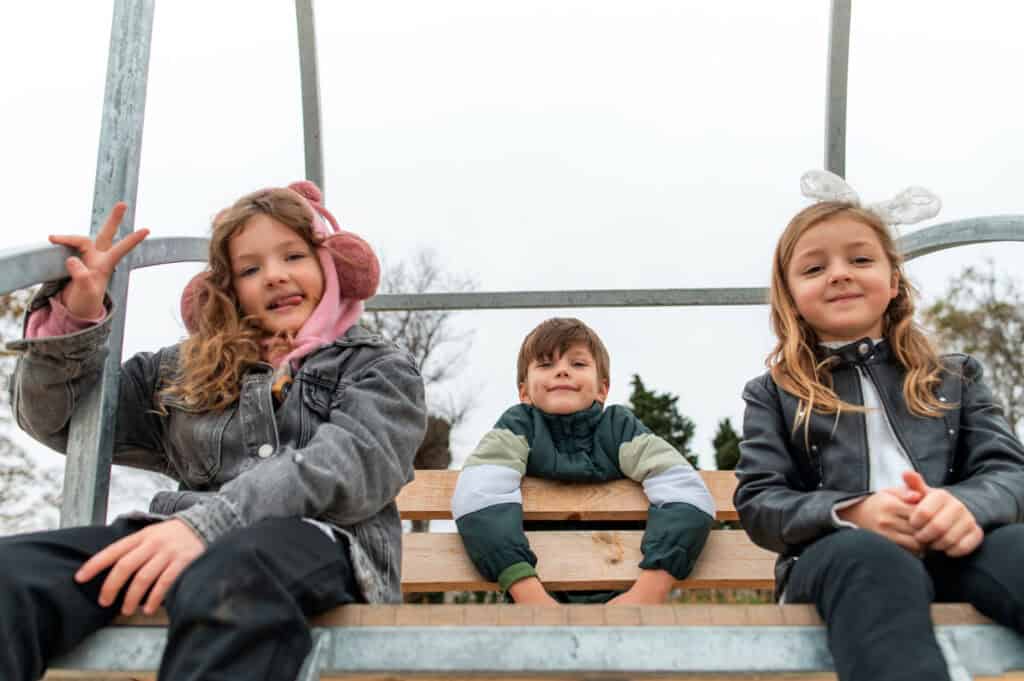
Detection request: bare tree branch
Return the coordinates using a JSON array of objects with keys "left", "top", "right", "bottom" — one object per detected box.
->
[
  {"left": 361, "top": 247, "right": 479, "bottom": 481},
  {"left": 922, "top": 260, "right": 1024, "bottom": 433}
]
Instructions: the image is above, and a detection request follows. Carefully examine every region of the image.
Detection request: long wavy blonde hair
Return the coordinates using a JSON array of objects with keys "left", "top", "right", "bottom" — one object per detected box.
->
[
  {"left": 159, "top": 188, "right": 322, "bottom": 412},
  {"left": 768, "top": 201, "right": 950, "bottom": 429}
]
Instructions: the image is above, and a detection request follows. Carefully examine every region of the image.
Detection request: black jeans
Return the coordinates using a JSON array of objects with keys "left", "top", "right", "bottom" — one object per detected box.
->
[
  {"left": 0, "top": 515, "right": 363, "bottom": 681},
  {"left": 786, "top": 524, "right": 1024, "bottom": 681}
]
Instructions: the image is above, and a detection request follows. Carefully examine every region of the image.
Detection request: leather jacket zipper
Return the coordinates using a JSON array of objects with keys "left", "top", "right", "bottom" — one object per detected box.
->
[
  {"left": 861, "top": 362, "right": 921, "bottom": 473},
  {"left": 854, "top": 367, "right": 871, "bottom": 485},
  {"left": 810, "top": 441, "right": 824, "bottom": 488},
  {"left": 800, "top": 407, "right": 826, "bottom": 487}
]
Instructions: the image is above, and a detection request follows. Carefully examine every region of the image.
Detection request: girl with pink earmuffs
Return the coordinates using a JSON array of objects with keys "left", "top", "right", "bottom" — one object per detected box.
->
[{"left": 1, "top": 181, "right": 427, "bottom": 680}]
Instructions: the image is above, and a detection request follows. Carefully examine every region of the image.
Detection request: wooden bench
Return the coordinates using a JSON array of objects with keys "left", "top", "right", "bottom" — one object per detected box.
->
[
  {"left": 398, "top": 470, "right": 771, "bottom": 593},
  {"left": 48, "top": 469, "right": 1024, "bottom": 680}
]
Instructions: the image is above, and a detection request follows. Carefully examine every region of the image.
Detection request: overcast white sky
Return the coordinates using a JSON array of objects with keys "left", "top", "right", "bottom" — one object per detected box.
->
[{"left": 2, "top": 2, "right": 1023, "bottom": 518}]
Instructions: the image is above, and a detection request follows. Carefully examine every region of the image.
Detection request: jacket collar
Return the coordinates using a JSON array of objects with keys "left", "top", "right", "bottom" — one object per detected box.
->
[
  {"left": 534, "top": 401, "right": 605, "bottom": 433},
  {"left": 330, "top": 324, "right": 393, "bottom": 349},
  {"left": 818, "top": 337, "right": 893, "bottom": 367},
  {"left": 247, "top": 325, "right": 393, "bottom": 375}
]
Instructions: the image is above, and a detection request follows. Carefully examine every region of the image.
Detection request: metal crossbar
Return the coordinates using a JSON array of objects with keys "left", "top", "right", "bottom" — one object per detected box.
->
[{"left": 3, "top": 215, "right": 1023, "bottom": 308}]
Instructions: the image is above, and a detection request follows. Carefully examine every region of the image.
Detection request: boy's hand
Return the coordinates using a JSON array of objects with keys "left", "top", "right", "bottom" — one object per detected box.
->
[
  {"left": 49, "top": 202, "right": 150, "bottom": 319},
  {"left": 507, "top": 576, "right": 560, "bottom": 606},
  {"left": 836, "top": 488, "right": 924, "bottom": 554},
  {"left": 903, "top": 471, "right": 983, "bottom": 558},
  {"left": 75, "top": 519, "right": 205, "bottom": 616},
  {"left": 608, "top": 569, "right": 675, "bottom": 605}
]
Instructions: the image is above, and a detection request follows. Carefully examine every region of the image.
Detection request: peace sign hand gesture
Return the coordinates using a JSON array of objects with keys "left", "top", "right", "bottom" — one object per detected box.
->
[{"left": 48, "top": 202, "right": 150, "bottom": 319}]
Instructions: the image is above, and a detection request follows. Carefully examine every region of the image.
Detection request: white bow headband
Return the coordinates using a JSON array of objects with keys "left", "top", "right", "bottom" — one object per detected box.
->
[{"left": 800, "top": 169, "right": 942, "bottom": 226}]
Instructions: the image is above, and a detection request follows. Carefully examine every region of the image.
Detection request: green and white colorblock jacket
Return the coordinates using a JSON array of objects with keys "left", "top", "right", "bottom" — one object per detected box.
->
[{"left": 452, "top": 402, "right": 715, "bottom": 591}]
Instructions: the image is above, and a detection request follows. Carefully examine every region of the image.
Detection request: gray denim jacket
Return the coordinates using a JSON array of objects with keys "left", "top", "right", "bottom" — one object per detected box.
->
[{"left": 9, "top": 286, "right": 427, "bottom": 603}]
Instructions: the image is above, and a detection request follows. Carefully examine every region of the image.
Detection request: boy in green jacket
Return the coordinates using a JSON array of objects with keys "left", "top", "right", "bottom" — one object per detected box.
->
[{"left": 452, "top": 318, "right": 714, "bottom": 605}]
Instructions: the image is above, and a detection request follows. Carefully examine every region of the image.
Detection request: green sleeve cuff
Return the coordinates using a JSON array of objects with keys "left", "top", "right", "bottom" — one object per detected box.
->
[
  {"left": 639, "top": 502, "right": 713, "bottom": 580},
  {"left": 497, "top": 562, "right": 538, "bottom": 591}
]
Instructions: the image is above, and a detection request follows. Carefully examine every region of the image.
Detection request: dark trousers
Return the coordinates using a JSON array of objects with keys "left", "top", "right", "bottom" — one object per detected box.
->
[
  {"left": 0, "top": 516, "right": 363, "bottom": 681},
  {"left": 786, "top": 524, "right": 1024, "bottom": 681}
]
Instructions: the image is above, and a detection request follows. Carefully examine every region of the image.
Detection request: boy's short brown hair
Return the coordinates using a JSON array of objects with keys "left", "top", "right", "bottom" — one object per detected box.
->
[{"left": 516, "top": 317, "right": 610, "bottom": 386}]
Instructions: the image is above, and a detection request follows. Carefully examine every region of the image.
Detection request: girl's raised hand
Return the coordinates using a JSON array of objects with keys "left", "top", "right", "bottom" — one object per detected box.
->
[
  {"left": 49, "top": 202, "right": 150, "bottom": 319},
  {"left": 902, "top": 471, "right": 983, "bottom": 557}
]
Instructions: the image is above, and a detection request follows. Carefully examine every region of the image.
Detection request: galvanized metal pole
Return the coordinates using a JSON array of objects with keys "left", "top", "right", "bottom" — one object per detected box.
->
[
  {"left": 61, "top": 0, "right": 155, "bottom": 527},
  {"left": 824, "top": 0, "right": 852, "bottom": 177},
  {"left": 296, "top": 0, "right": 325, "bottom": 193}
]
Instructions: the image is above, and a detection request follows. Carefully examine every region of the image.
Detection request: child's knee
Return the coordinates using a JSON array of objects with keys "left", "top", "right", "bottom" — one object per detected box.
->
[
  {"left": 167, "top": 540, "right": 269, "bottom": 614},
  {"left": 812, "top": 529, "right": 928, "bottom": 584},
  {"left": 976, "top": 523, "right": 1024, "bottom": 558}
]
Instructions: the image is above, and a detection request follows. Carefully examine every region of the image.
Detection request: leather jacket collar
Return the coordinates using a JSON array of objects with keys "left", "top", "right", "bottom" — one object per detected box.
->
[{"left": 817, "top": 337, "right": 891, "bottom": 367}]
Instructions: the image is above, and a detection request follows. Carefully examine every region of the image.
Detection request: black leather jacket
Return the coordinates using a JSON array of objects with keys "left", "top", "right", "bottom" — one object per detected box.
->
[{"left": 735, "top": 338, "right": 1024, "bottom": 595}]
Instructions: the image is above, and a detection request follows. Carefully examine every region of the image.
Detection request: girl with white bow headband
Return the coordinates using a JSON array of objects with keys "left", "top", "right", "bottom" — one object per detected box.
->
[{"left": 734, "top": 170, "right": 1024, "bottom": 681}]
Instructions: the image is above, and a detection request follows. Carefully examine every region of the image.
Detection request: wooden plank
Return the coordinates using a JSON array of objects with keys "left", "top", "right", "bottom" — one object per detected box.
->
[
  {"left": 110, "top": 602, "right": 994, "bottom": 629},
  {"left": 398, "top": 470, "right": 739, "bottom": 521},
  {"left": 304, "top": 603, "right": 991, "bottom": 628},
  {"left": 400, "top": 530, "right": 775, "bottom": 592}
]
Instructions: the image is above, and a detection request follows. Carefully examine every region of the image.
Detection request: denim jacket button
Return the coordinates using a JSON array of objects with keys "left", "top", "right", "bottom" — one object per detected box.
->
[{"left": 257, "top": 443, "right": 274, "bottom": 458}]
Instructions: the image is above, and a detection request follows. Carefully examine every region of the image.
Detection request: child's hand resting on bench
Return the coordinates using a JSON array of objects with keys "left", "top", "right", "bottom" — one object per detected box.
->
[
  {"left": 607, "top": 568, "right": 675, "bottom": 605},
  {"left": 507, "top": 577, "right": 560, "bottom": 606}
]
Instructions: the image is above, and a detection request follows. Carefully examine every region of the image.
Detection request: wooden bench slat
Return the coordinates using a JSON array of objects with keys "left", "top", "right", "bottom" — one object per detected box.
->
[
  {"left": 400, "top": 529, "right": 773, "bottom": 592},
  {"left": 114, "top": 603, "right": 991, "bottom": 628},
  {"left": 398, "top": 469, "right": 739, "bottom": 521}
]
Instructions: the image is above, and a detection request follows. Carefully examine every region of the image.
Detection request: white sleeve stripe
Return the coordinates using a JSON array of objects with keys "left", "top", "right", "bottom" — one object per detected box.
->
[
  {"left": 641, "top": 465, "right": 716, "bottom": 518},
  {"left": 452, "top": 464, "right": 524, "bottom": 520}
]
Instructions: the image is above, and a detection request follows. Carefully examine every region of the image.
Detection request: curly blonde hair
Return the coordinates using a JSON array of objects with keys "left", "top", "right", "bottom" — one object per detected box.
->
[
  {"left": 159, "top": 188, "right": 322, "bottom": 412},
  {"left": 767, "top": 201, "right": 950, "bottom": 430}
]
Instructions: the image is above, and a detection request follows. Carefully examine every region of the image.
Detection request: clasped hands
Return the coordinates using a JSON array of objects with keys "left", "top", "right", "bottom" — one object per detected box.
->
[{"left": 837, "top": 471, "right": 983, "bottom": 558}]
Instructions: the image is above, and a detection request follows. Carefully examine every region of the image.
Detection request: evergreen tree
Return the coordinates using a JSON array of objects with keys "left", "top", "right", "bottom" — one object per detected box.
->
[
  {"left": 712, "top": 417, "right": 741, "bottom": 471},
  {"left": 627, "top": 374, "right": 698, "bottom": 468}
]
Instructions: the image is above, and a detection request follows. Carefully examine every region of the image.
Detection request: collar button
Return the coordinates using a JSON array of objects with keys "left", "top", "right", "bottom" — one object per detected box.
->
[{"left": 858, "top": 342, "right": 870, "bottom": 356}]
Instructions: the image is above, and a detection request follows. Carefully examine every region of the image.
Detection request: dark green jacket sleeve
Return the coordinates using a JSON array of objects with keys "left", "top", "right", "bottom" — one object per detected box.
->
[
  {"left": 639, "top": 502, "right": 713, "bottom": 579},
  {"left": 606, "top": 406, "right": 715, "bottom": 580},
  {"left": 456, "top": 503, "right": 538, "bottom": 590},
  {"left": 452, "top": 406, "right": 537, "bottom": 590}
]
